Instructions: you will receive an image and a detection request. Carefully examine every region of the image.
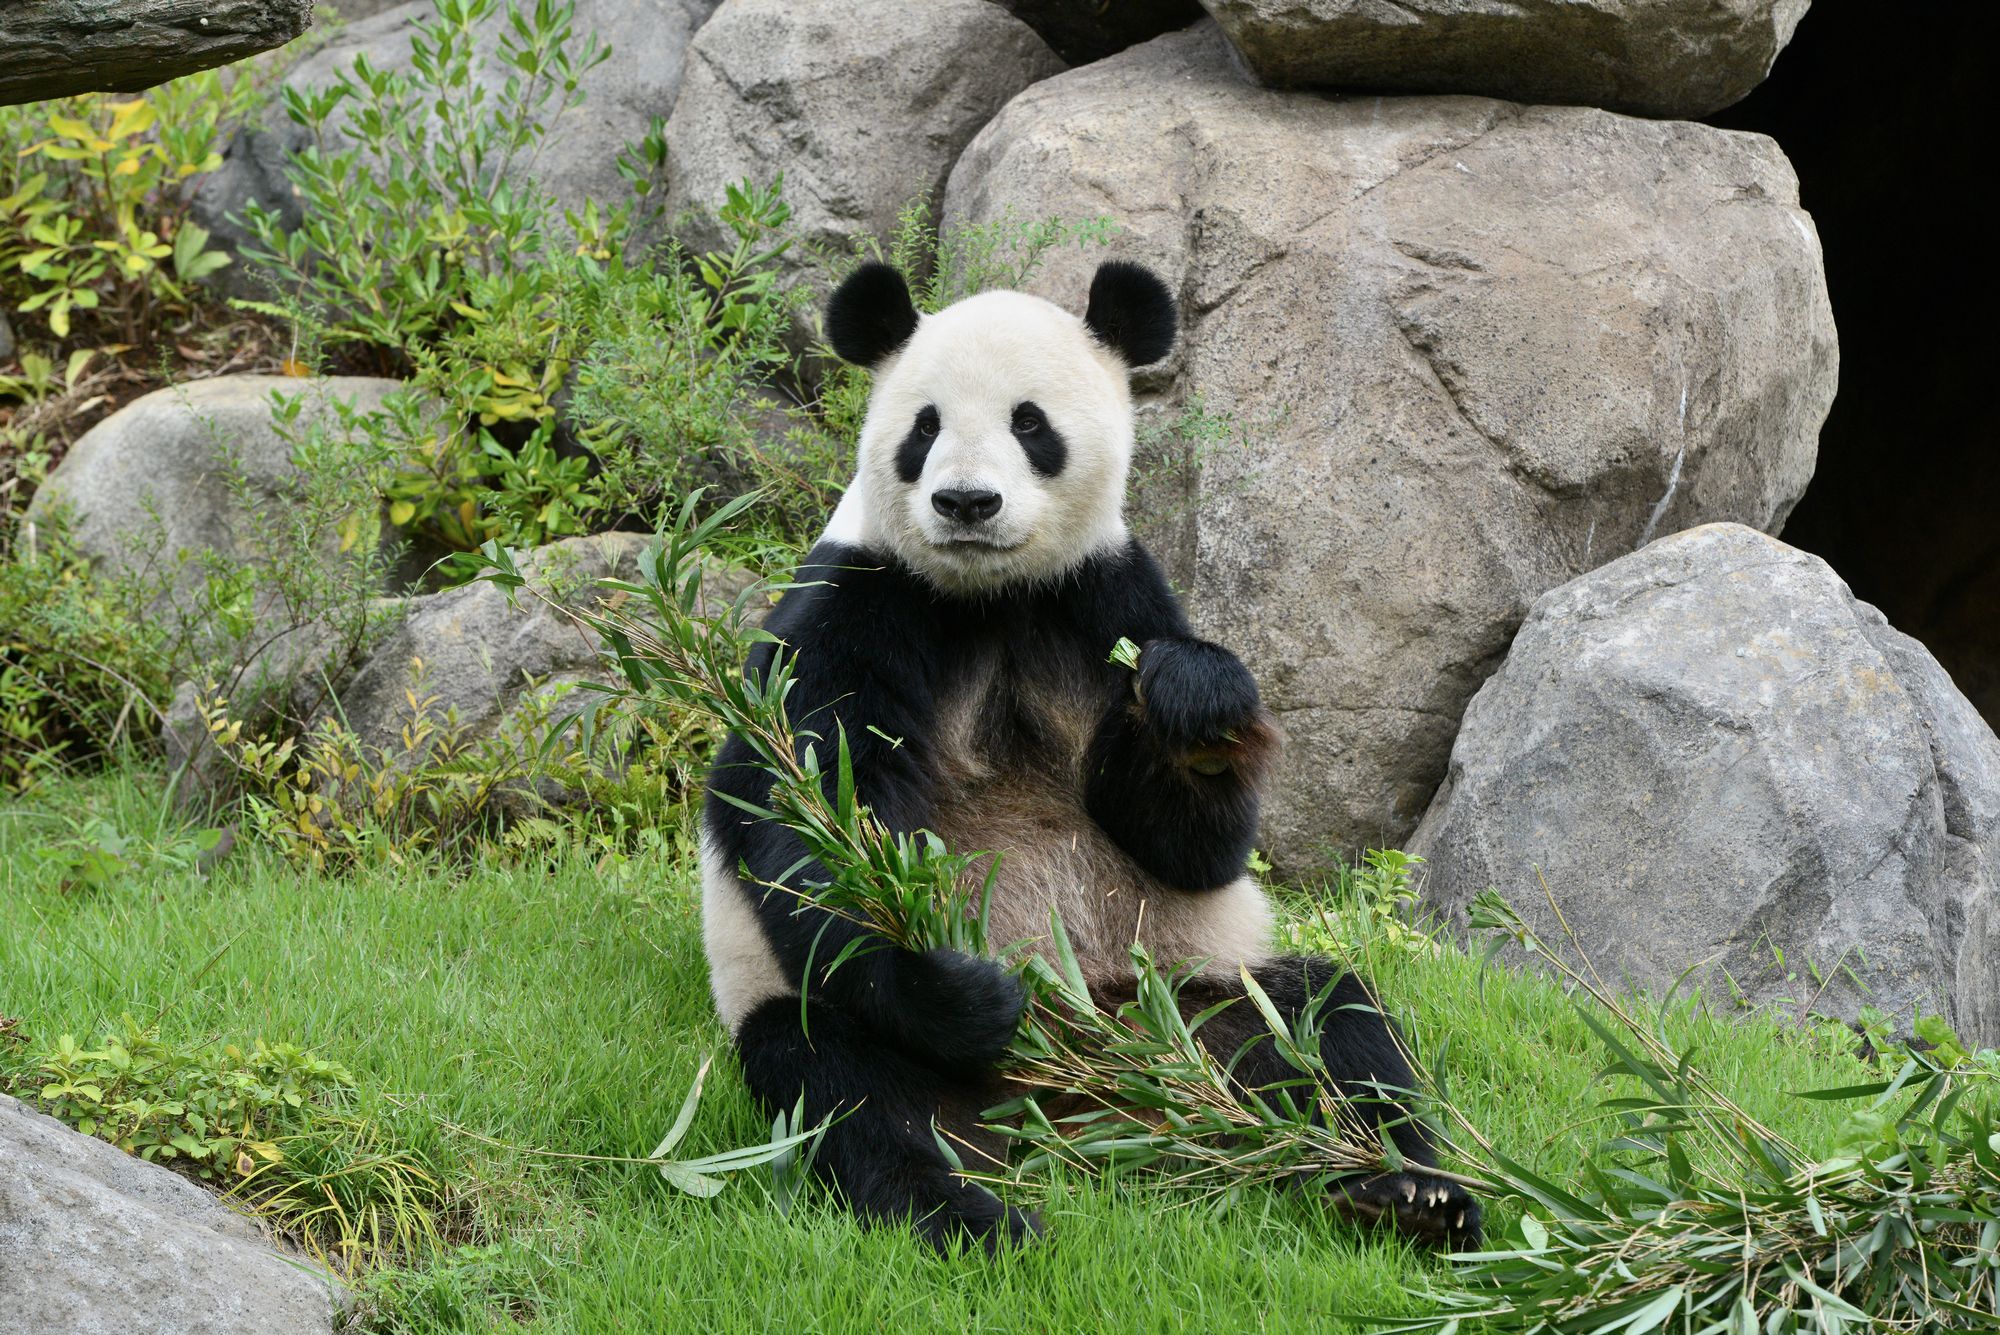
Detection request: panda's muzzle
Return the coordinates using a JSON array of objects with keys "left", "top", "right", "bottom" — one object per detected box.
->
[{"left": 931, "top": 487, "right": 1004, "bottom": 526}]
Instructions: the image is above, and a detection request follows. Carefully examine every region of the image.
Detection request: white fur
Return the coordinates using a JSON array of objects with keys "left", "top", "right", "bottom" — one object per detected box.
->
[
  {"left": 820, "top": 290, "right": 1135, "bottom": 593},
  {"left": 702, "top": 834, "right": 791, "bottom": 1033}
]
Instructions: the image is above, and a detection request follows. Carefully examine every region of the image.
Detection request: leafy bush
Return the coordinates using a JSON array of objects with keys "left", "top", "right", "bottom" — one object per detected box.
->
[
  {"left": 0, "top": 514, "right": 176, "bottom": 791},
  {"left": 195, "top": 659, "right": 519, "bottom": 871},
  {"left": 240, "top": 0, "right": 612, "bottom": 364},
  {"left": 1275, "top": 848, "right": 1443, "bottom": 960},
  {"left": 374, "top": 179, "right": 801, "bottom": 558},
  {"left": 0, "top": 73, "right": 251, "bottom": 344},
  {"left": 6, "top": 1016, "right": 448, "bottom": 1268},
  {"left": 31, "top": 815, "right": 225, "bottom": 894}
]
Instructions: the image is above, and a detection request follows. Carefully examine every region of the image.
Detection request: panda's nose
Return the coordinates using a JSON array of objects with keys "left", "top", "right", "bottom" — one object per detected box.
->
[{"left": 931, "top": 488, "right": 1003, "bottom": 525}]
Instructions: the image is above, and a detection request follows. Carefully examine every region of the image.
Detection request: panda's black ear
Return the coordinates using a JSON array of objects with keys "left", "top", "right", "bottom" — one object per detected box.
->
[
  {"left": 1084, "top": 261, "right": 1176, "bottom": 368},
  {"left": 826, "top": 262, "right": 920, "bottom": 369}
]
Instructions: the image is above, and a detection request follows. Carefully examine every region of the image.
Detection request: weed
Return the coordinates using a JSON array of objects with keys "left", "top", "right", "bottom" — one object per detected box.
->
[
  {"left": 0, "top": 73, "right": 254, "bottom": 344},
  {"left": 4, "top": 1016, "right": 449, "bottom": 1270}
]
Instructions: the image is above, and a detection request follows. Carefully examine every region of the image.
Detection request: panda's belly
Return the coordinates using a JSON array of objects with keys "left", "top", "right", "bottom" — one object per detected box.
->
[
  {"left": 928, "top": 777, "right": 1273, "bottom": 988},
  {"left": 927, "top": 659, "right": 1272, "bottom": 987}
]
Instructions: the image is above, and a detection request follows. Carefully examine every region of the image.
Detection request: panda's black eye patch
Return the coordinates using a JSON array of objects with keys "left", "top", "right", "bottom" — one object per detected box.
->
[
  {"left": 1010, "top": 400, "right": 1067, "bottom": 478},
  {"left": 896, "top": 405, "right": 940, "bottom": 484}
]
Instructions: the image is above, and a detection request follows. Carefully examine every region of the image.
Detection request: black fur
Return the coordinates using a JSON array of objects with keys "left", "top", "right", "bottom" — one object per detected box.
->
[
  {"left": 735, "top": 996, "right": 1041, "bottom": 1254},
  {"left": 1010, "top": 400, "right": 1067, "bottom": 478},
  {"left": 1083, "top": 260, "right": 1176, "bottom": 367},
  {"left": 827, "top": 262, "right": 920, "bottom": 368},
  {"left": 706, "top": 537, "right": 1471, "bottom": 1250},
  {"left": 896, "top": 405, "right": 940, "bottom": 484}
]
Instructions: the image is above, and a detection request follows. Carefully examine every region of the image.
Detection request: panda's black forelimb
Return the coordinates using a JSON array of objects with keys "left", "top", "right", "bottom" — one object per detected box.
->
[
  {"left": 1074, "top": 547, "right": 1278, "bottom": 891},
  {"left": 734, "top": 994, "right": 1041, "bottom": 1254}
]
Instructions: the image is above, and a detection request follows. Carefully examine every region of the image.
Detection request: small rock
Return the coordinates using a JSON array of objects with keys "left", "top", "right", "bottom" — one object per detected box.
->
[
  {"left": 0, "top": 1091, "right": 342, "bottom": 1335},
  {"left": 1410, "top": 524, "right": 2000, "bottom": 1046},
  {"left": 0, "top": 306, "right": 15, "bottom": 361},
  {"left": 329, "top": 532, "right": 666, "bottom": 762},
  {"left": 1196, "top": 0, "right": 1811, "bottom": 118}
]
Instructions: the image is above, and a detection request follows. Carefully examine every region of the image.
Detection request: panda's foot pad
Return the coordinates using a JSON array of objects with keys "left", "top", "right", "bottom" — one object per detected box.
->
[{"left": 1334, "top": 1172, "right": 1482, "bottom": 1247}]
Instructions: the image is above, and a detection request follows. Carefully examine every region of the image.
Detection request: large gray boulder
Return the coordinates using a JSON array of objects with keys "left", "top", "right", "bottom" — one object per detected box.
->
[
  {"left": 1197, "top": 0, "right": 1809, "bottom": 118},
  {"left": 0, "top": 1091, "right": 341, "bottom": 1334},
  {"left": 945, "top": 25, "right": 1837, "bottom": 870},
  {"left": 25, "top": 375, "right": 410, "bottom": 603},
  {"left": 0, "top": 0, "right": 311, "bottom": 106},
  {"left": 1409, "top": 524, "right": 2000, "bottom": 1046},
  {"left": 663, "top": 0, "right": 1062, "bottom": 317},
  {"left": 192, "top": 0, "right": 722, "bottom": 277}
]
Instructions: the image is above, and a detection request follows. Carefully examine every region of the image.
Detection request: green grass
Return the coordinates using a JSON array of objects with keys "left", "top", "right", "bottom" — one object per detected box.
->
[{"left": 0, "top": 761, "right": 1877, "bottom": 1333}]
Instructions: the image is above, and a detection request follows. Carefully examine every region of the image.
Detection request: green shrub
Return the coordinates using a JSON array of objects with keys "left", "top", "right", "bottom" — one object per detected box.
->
[
  {"left": 0, "top": 73, "right": 251, "bottom": 345},
  {"left": 240, "top": 0, "right": 612, "bottom": 364},
  {"left": 6, "top": 1016, "right": 448, "bottom": 1269},
  {"left": 195, "top": 659, "right": 519, "bottom": 871},
  {"left": 0, "top": 514, "right": 176, "bottom": 791}
]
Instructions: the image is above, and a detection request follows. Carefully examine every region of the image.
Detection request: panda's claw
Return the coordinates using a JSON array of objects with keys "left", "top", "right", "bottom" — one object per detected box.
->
[{"left": 1335, "top": 1172, "right": 1483, "bottom": 1249}]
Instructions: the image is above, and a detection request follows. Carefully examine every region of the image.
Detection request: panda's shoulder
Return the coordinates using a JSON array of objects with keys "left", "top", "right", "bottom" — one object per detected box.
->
[
  {"left": 765, "top": 541, "right": 940, "bottom": 646},
  {"left": 1050, "top": 537, "right": 1189, "bottom": 631}
]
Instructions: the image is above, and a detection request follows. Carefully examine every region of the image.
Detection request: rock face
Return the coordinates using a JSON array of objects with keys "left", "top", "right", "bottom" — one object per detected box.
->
[
  {"left": 663, "top": 0, "right": 1062, "bottom": 310},
  {"left": 328, "top": 532, "right": 660, "bottom": 762},
  {"left": 25, "top": 375, "right": 408, "bottom": 601},
  {"left": 1197, "top": 0, "right": 1810, "bottom": 118},
  {"left": 192, "top": 0, "right": 721, "bottom": 278},
  {"left": 316, "top": 0, "right": 412, "bottom": 22},
  {"left": 163, "top": 533, "right": 753, "bottom": 810},
  {"left": 945, "top": 25, "right": 1837, "bottom": 870},
  {"left": 1409, "top": 524, "right": 2000, "bottom": 1045},
  {"left": 992, "top": 0, "right": 1204, "bottom": 64},
  {"left": 0, "top": 1, "right": 312, "bottom": 106},
  {"left": 0, "top": 1091, "right": 341, "bottom": 1335}
]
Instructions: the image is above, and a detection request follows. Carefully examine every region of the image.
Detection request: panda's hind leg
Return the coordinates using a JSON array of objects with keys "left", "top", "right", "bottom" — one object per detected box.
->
[
  {"left": 1192, "top": 957, "right": 1482, "bottom": 1247},
  {"left": 733, "top": 996, "right": 1039, "bottom": 1255}
]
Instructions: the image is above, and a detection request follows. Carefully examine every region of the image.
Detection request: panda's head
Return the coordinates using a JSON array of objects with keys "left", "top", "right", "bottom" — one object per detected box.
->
[{"left": 821, "top": 260, "right": 1176, "bottom": 595}]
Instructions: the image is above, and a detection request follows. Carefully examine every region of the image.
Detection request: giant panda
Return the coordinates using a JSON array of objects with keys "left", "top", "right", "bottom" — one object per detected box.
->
[{"left": 701, "top": 259, "right": 1480, "bottom": 1252}]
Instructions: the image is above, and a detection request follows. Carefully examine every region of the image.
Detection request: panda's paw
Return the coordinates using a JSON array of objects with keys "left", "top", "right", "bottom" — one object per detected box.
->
[
  {"left": 892, "top": 948, "right": 1026, "bottom": 1075},
  {"left": 1133, "top": 638, "right": 1276, "bottom": 775},
  {"left": 1134, "top": 637, "right": 1261, "bottom": 742},
  {"left": 1333, "top": 1172, "right": 1483, "bottom": 1249},
  {"left": 914, "top": 1195, "right": 1045, "bottom": 1258}
]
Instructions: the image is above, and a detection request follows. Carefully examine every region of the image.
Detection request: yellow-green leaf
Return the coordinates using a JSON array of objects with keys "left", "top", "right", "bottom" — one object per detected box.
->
[{"left": 107, "top": 99, "right": 156, "bottom": 139}]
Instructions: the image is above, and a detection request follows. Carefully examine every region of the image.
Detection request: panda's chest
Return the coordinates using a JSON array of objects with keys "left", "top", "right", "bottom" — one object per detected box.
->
[{"left": 924, "top": 645, "right": 1203, "bottom": 977}]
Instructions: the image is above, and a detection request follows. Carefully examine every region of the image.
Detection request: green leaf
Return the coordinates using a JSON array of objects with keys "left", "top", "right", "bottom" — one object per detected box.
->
[
  {"left": 653, "top": 1159, "right": 725, "bottom": 1198},
  {"left": 1616, "top": 1287, "right": 1685, "bottom": 1334},
  {"left": 650, "top": 1054, "right": 713, "bottom": 1160}
]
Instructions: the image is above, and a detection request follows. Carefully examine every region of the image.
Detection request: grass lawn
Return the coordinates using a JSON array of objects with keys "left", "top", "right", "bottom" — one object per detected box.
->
[{"left": 1, "top": 761, "right": 1877, "bottom": 1333}]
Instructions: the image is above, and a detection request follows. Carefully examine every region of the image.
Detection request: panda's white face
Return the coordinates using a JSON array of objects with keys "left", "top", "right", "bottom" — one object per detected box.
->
[{"left": 826, "top": 290, "right": 1137, "bottom": 595}]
